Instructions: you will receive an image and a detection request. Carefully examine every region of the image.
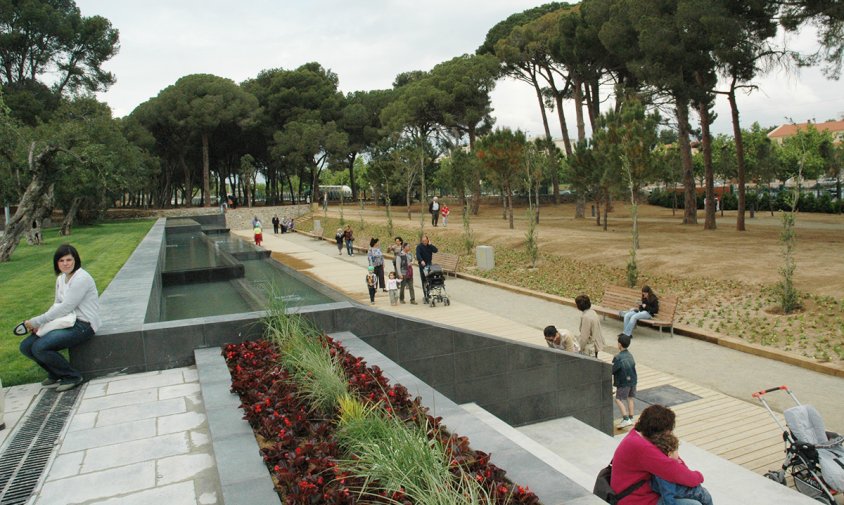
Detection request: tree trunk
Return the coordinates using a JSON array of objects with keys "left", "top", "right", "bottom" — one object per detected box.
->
[
  {"left": 572, "top": 77, "right": 586, "bottom": 142},
  {"left": 0, "top": 144, "right": 59, "bottom": 262},
  {"left": 471, "top": 177, "right": 481, "bottom": 215},
  {"left": 676, "top": 100, "right": 697, "bottom": 224},
  {"left": 575, "top": 195, "right": 585, "bottom": 219},
  {"left": 727, "top": 87, "right": 747, "bottom": 231},
  {"left": 507, "top": 191, "right": 514, "bottom": 229},
  {"left": 201, "top": 132, "right": 211, "bottom": 207},
  {"left": 27, "top": 190, "right": 53, "bottom": 245},
  {"left": 602, "top": 197, "right": 609, "bottom": 231},
  {"left": 180, "top": 155, "right": 192, "bottom": 207},
  {"left": 533, "top": 78, "right": 559, "bottom": 204},
  {"left": 348, "top": 153, "right": 357, "bottom": 200},
  {"left": 60, "top": 196, "right": 82, "bottom": 236},
  {"left": 553, "top": 93, "right": 573, "bottom": 156},
  {"left": 698, "top": 102, "right": 716, "bottom": 230}
]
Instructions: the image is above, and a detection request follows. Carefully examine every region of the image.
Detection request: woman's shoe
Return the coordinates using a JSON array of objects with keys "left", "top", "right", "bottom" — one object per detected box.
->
[
  {"left": 56, "top": 378, "right": 83, "bottom": 392},
  {"left": 41, "top": 378, "right": 59, "bottom": 388}
]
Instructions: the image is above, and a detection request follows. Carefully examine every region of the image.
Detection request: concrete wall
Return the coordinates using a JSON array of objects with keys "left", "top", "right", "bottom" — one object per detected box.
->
[{"left": 298, "top": 305, "right": 613, "bottom": 433}]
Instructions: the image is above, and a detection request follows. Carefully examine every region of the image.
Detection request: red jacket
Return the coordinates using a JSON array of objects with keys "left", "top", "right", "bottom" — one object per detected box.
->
[{"left": 611, "top": 430, "right": 703, "bottom": 505}]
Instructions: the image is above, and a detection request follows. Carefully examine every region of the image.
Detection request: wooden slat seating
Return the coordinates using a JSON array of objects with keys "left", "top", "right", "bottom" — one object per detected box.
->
[
  {"left": 432, "top": 252, "right": 460, "bottom": 275},
  {"left": 594, "top": 286, "right": 678, "bottom": 336}
]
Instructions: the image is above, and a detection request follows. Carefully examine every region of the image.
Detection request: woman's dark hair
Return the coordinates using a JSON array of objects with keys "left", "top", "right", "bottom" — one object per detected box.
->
[
  {"left": 53, "top": 244, "right": 82, "bottom": 275},
  {"left": 575, "top": 294, "right": 591, "bottom": 311},
  {"left": 635, "top": 404, "right": 675, "bottom": 438},
  {"left": 642, "top": 285, "right": 658, "bottom": 303},
  {"left": 370, "top": 237, "right": 379, "bottom": 248}
]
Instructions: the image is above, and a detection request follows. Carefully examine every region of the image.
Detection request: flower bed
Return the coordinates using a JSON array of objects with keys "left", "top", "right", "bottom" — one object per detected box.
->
[{"left": 225, "top": 337, "right": 540, "bottom": 504}]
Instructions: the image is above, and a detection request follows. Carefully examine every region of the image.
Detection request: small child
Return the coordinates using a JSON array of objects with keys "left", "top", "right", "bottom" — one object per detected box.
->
[
  {"left": 365, "top": 266, "right": 378, "bottom": 305},
  {"left": 612, "top": 334, "right": 637, "bottom": 429},
  {"left": 647, "top": 432, "right": 714, "bottom": 505},
  {"left": 253, "top": 220, "right": 263, "bottom": 246},
  {"left": 335, "top": 228, "right": 344, "bottom": 255},
  {"left": 386, "top": 271, "right": 399, "bottom": 306}
]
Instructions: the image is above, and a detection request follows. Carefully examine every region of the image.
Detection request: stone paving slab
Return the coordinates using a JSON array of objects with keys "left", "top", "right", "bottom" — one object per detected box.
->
[{"left": 31, "top": 367, "right": 221, "bottom": 505}]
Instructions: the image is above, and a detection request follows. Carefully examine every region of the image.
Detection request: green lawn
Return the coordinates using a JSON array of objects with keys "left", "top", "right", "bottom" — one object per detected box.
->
[{"left": 0, "top": 219, "right": 154, "bottom": 387}]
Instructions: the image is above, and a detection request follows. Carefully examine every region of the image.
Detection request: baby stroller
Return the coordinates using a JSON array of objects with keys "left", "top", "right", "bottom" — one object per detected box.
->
[
  {"left": 753, "top": 385, "right": 844, "bottom": 504},
  {"left": 424, "top": 264, "right": 450, "bottom": 307}
]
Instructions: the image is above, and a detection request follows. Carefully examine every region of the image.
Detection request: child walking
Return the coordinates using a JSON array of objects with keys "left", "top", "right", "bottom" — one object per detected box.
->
[
  {"left": 253, "top": 219, "right": 263, "bottom": 246},
  {"left": 647, "top": 432, "right": 714, "bottom": 505},
  {"left": 386, "top": 271, "right": 399, "bottom": 306},
  {"left": 612, "top": 334, "right": 637, "bottom": 429},
  {"left": 335, "top": 228, "right": 344, "bottom": 255},
  {"left": 365, "top": 266, "right": 378, "bottom": 305}
]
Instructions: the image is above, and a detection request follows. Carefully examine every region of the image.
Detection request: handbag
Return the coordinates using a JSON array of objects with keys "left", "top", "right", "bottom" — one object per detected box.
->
[
  {"left": 593, "top": 462, "right": 646, "bottom": 505},
  {"left": 36, "top": 312, "right": 76, "bottom": 337}
]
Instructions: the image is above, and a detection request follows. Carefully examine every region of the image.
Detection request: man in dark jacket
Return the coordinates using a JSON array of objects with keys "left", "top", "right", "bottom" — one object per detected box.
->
[{"left": 415, "top": 235, "right": 438, "bottom": 303}]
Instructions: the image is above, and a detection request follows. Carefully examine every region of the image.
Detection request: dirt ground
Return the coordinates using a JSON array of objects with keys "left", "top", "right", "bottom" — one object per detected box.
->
[
  {"left": 329, "top": 202, "right": 844, "bottom": 296},
  {"left": 312, "top": 200, "right": 844, "bottom": 363}
]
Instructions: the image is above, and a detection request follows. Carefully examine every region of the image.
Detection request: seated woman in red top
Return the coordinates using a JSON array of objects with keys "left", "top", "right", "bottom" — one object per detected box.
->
[{"left": 610, "top": 405, "right": 705, "bottom": 505}]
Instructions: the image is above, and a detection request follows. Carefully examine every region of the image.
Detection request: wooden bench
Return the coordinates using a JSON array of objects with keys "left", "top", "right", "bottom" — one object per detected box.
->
[
  {"left": 594, "top": 286, "right": 679, "bottom": 336},
  {"left": 432, "top": 252, "right": 460, "bottom": 275}
]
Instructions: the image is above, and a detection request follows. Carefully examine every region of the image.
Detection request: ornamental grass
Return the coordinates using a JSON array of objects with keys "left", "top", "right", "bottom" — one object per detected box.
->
[{"left": 225, "top": 303, "right": 540, "bottom": 504}]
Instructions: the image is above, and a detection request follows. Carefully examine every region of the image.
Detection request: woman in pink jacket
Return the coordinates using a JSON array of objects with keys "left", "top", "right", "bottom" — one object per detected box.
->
[{"left": 611, "top": 405, "right": 705, "bottom": 505}]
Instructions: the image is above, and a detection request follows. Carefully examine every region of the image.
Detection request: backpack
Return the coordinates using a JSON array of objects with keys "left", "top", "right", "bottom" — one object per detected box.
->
[{"left": 592, "top": 462, "right": 646, "bottom": 505}]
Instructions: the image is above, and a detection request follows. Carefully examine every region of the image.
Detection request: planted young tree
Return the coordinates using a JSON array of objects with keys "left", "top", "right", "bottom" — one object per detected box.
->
[{"left": 773, "top": 124, "right": 830, "bottom": 314}]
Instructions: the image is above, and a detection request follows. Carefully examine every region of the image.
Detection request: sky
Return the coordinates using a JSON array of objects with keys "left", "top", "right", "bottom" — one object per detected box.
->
[{"left": 76, "top": 0, "right": 844, "bottom": 138}]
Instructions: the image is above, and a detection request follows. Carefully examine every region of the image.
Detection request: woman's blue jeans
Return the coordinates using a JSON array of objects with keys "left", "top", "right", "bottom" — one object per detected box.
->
[
  {"left": 623, "top": 310, "right": 652, "bottom": 336},
  {"left": 20, "top": 320, "right": 94, "bottom": 381}
]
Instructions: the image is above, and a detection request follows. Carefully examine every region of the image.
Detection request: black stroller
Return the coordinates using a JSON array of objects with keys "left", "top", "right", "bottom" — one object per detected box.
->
[
  {"left": 424, "top": 265, "right": 450, "bottom": 307},
  {"left": 754, "top": 385, "right": 843, "bottom": 504}
]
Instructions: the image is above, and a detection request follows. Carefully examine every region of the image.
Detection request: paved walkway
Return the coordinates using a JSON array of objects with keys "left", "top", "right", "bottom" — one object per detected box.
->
[
  {"left": 2, "top": 368, "right": 219, "bottom": 505},
  {"left": 242, "top": 230, "right": 844, "bottom": 474}
]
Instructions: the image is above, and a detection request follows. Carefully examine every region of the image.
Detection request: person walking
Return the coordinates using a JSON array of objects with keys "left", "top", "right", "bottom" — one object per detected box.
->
[
  {"left": 415, "top": 235, "right": 438, "bottom": 303},
  {"left": 271, "top": 215, "right": 280, "bottom": 234},
  {"left": 440, "top": 203, "right": 450, "bottom": 227},
  {"left": 253, "top": 219, "right": 263, "bottom": 246},
  {"left": 365, "top": 266, "right": 378, "bottom": 305},
  {"left": 429, "top": 196, "right": 441, "bottom": 226},
  {"left": 343, "top": 225, "right": 355, "bottom": 256},
  {"left": 397, "top": 243, "right": 417, "bottom": 304},
  {"left": 335, "top": 228, "right": 344, "bottom": 255},
  {"left": 368, "top": 238, "right": 387, "bottom": 291}
]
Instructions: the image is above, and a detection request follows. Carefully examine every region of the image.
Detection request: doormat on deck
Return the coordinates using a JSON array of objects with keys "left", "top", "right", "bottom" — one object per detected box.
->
[{"left": 636, "top": 385, "right": 701, "bottom": 408}]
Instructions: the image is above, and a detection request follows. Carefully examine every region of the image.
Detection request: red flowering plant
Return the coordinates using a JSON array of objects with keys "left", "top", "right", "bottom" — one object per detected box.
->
[{"left": 225, "top": 336, "right": 540, "bottom": 505}]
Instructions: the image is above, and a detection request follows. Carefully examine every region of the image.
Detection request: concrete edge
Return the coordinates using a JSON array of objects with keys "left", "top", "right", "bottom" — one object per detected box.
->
[{"left": 194, "top": 347, "right": 281, "bottom": 505}]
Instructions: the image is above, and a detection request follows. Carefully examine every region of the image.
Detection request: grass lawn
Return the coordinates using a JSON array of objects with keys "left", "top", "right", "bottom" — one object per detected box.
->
[{"left": 0, "top": 219, "right": 154, "bottom": 387}]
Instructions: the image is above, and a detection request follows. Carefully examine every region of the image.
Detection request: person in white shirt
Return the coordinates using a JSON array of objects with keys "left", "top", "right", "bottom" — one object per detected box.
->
[{"left": 22, "top": 244, "right": 100, "bottom": 392}]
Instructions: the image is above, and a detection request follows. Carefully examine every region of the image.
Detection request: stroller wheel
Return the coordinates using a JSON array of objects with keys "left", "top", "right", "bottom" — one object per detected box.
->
[
  {"left": 764, "top": 470, "right": 786, "bottom": 485},
  {"left": 444, "top": 298, "right": 450, "bottom": 306}
]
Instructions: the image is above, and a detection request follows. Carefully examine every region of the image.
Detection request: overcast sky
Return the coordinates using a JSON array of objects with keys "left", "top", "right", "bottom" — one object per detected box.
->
[{"left": 77, "top": 0, "right": 844, "bottom": 138}]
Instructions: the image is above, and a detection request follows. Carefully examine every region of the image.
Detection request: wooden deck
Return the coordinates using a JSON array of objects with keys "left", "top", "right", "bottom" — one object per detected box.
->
[{"left": 244, "top": 230, "right": 788, "bottom": 476}]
